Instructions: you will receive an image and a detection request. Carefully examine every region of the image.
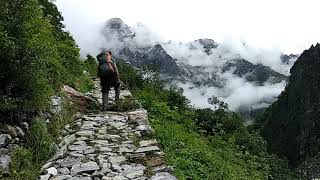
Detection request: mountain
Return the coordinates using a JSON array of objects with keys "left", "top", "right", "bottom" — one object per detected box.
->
[
  {"left": 103, "top": 18, "right": 287, "bottom": 85},
  {"left": 280, "top": 54, "right": 299, "bottom": 65},
  {"left": 222, "top": 58, "right": 288, "bottom": 85},
  {"left": 260, "top": 43, "right": 320, "bottom": 166},
  {"left": 192, "top": 38, "right": 218, "bottom": 55},
  {"left": 101, "top": 18, "right": 289, "bottom": 114}
]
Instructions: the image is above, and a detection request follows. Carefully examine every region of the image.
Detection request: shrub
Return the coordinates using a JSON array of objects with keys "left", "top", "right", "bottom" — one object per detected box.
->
[{"left": 111, "top": 96, "right": 142, "bottom": 112}]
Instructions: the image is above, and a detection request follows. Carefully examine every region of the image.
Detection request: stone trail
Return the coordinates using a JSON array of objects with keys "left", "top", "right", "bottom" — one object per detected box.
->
[{"left": 40, "top": 80, "right": 177, "bottom": 180}]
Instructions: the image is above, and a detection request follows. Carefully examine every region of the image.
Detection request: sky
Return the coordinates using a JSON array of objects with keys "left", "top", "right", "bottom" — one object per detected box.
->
[
  {"left": 54, "top": 0, "right": 317, "bottom": 111},
  {"left": 55, "top": 0, "right": 320, "bottom": 54}
]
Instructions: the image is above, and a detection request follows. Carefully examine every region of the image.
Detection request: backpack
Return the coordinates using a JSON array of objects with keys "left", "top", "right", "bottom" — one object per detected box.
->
[{"left": 97, "top": 51, "right": 115, "bottom": 77}]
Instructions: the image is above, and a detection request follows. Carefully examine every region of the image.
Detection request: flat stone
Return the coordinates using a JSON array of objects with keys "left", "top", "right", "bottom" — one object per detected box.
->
[
  {"left": 121, "top": 165, "right": 145, "bottom": 179},
  {"left": 60, "top": 157, "right": 82, "bottom": 168},
  {"left": 40, "top": 174, "right": 50, "bottom": 180},
  {"left": 58, "top": 167, "right": 70, "bottom": 175},
  {"left": 69, "top": 144, "right": 88, "bottom": 151},
  {"left": 69, "top": 177, "right": 92, "bottom": 180},
  {"left": 77, "top": 137, "right": 89, "bottom": 141},
  {"left": 49, "top": 145, "right": 67, "bottom": 161},
  {"left": 73, "top": 140, "right": 87, "bottom": 145},
  {"left": 111, "top": 164, "right": 122, "bottom": 172},
  {"left": 139, "top": 140, "right": 157, "bottom": 147},
  {"left": 128, "top": 153, "right": 146, "bottom": 162},
  {"left": 91, "top": 140, "right": 109, "bottom": 146},
  {"left": 109, "top": 115, "right": 127, "bottom": 122},
  {"left": 152, "top": 165, "right": 174, "bottom": 173},
  {"left": 108, "top": 156, "right": 126, "bottom": 165},
  {"left": 118, "top": 147, "right": 134, "bottom": 154},
  {"left": 100, "top": 147, "right": 112, "bottom": 152},
  {"left": 45, "top": 167, "right": 58, "bottom": 176},
  {"left": 84, "top": 147, "right": 95, "bottom": 154},
  {"left": 70, "top": 161, "right": 100, "bottom": 176},
  {"left": 105, "top": 134, "right": 122, "bottom": 141},
  {"left": 76, "top": 130, "right": 94, "bottom": 137},
  {"left": 41, "top": 162, "right": 54, "bottom": 172},
  {"left": 51, "top": 175, "right": 72, "bottom": 180},
  {"left": 70, "top": 151, "right": 85, "bottom": 158},
  {"left": 59, "top": 134, "right": 76, "bottom": 147},
  {"left": 135, "top": 146, "right": 160, "bottom": 153},
  {"left": 132, "top": 177, "right": 147, "bottom": 180},
  {"left": 101, "top": 162, "right": 111, "bottom": 170},
  {"left": 108, "top": 122, "right": 126, "bottom": 130},
  {"left": 102, "top": 175, "right": 128, "bottom": 180},
  {"left": 150, "top": 172, "right": 177, "bottom": 180}
]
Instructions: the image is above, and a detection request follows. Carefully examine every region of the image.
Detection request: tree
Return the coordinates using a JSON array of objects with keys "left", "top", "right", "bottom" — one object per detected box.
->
[{"left": 208, "top": 95, "right": 229, "bottom": 110}]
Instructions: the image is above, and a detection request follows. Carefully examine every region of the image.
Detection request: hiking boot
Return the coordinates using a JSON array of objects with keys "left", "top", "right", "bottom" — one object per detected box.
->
[
  {"left": 115, "top": 86, "right": 120, "bottom": 102},
  {"left": 102, "top": 92, "right": 109, "bottom": 111}
]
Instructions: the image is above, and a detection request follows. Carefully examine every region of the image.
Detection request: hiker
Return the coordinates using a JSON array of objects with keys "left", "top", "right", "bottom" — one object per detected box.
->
[{"left": 97, "top": 50, "right": 120, "bottom": 110}]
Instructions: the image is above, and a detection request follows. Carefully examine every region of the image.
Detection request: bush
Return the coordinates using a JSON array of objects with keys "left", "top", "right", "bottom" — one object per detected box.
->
[
  {"left": 111, "top": 96, "right": 142, "bottom": 112},
  {"left": 0, "top": 0, "right": 94, "bottom": 123}
]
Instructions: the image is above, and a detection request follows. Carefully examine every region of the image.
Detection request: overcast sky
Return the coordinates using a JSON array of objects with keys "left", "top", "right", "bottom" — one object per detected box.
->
[{"left": 55, "top": 0, "right": 320, "bottom": 54}]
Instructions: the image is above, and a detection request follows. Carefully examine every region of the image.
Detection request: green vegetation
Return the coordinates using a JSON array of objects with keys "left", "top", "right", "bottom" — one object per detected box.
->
[
  {"left": 0, "top": 0, "right": 96, "bottom": 123},
  {"left": 0, "top": 0, "right": 306, "bottom": 179},
  {"left": 0, "top": 0, "right": 97, "bottom": 179},
  {"left": 117, "top": 60, "right": 299, "bottom": 179}
]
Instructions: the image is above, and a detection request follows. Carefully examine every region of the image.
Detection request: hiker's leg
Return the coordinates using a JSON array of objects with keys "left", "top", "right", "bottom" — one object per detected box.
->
[
  {"left": 100, "top": 77, "right": 109, "bottom": 110},
  {"left": 114, "top": 82, "right": 120, "bottom": 101},
  {"left": 102, "top": 90, "right": 109, "bottom": 110}
]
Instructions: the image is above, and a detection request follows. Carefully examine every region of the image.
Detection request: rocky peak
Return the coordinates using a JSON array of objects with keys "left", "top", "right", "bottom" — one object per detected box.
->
[
  {"left": 261, "top": 43, "right": 320, "bottom": 166},
  {"left": 280, "top": 54, "right": 299, "bottom": 65},
  {"left": 192, "top": 38, "right": 218, "bottom": 54},
  {"left": 104, "top": 18, "right": 135, "bottom": 42}
]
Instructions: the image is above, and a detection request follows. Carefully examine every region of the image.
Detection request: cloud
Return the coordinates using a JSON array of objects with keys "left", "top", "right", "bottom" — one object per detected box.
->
[
  {"left": 54, "top": 1, "right": 296, "bottom": 112},
  {"left": 177, "top": 72, "right": 286, "bottom": 111}
]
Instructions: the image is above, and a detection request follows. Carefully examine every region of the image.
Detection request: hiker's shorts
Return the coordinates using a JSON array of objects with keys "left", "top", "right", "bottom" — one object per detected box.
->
[{"left": 100, "top": 74, "right": 119, "bottom": 93}]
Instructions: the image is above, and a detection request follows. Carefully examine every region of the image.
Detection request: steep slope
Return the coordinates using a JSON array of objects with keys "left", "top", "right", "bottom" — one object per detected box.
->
[{"left": 261, "top": 43, "right": 320, "bottom": 166}]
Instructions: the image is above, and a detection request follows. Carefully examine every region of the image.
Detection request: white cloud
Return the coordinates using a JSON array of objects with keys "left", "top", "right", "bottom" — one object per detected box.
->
[
  {"left": 177, "top": 73, "right": 286, "bottom": 111},
  {"left": 55, "top": 0, "right": 320, "bottom": 55}
]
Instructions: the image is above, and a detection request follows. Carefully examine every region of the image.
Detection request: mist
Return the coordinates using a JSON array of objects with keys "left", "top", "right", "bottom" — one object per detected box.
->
[{"left": 54, "top": 1, "right": 300, "bottom": 112}]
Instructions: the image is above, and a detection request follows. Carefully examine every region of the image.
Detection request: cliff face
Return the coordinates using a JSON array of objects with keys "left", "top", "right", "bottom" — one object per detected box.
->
[{"left": 261, "top": 43, "right": 320, "bottom": 166}]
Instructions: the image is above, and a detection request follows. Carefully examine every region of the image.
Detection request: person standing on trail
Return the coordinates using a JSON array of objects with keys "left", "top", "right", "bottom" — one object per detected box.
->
[{"left": 97, "top": 50, "right": 120, "bottom": 110}]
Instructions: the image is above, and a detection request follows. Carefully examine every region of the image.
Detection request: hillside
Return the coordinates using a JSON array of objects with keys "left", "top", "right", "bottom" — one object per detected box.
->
[
  {"left": 259, "top": 44, "right": 320, "bottom": 169},
  {"left": 0, "top": 1, "right": 309, "bottom": 179}
]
